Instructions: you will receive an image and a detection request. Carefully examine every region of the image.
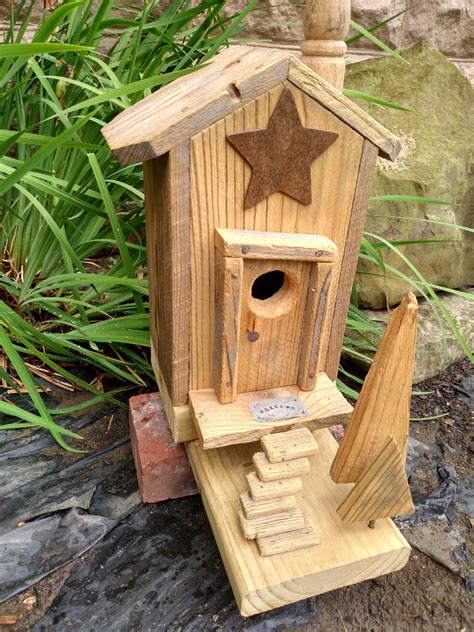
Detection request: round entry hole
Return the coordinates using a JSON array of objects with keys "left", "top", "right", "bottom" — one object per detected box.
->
[
  {"left": 249, "top": 269, "right": 299, "bottom": 319},
  {"left": 251, "top": 270, "right": 285, "bottom": 300}
]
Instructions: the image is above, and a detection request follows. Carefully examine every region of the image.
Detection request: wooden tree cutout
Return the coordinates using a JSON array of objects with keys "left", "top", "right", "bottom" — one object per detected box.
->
[
  {"left": 227, "top": 88, "right": 338, "bottom": 209},
  {"left": 331, "top": 292, "right": 419, "bottom": 483},
  {"left": 337, "top": 436, "right": 415, "bottom": 523}
]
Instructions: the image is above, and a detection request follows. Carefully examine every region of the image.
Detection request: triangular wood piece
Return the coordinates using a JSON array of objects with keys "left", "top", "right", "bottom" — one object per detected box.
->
[
  {"left": 331, "top": 292, "right": 418, "bottom": 483},
  {"left": 337, "top": 436, "right": 414, "bottom": 523}
]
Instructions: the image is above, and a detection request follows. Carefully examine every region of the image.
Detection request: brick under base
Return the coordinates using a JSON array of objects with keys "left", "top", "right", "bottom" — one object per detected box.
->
[{"left": 129, "top": 392, "right": 198, "bottom": 503}]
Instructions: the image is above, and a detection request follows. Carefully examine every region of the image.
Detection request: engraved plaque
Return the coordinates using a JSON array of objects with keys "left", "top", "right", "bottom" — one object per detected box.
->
[{"left": 249, "top": 396, "right": 308, "bottom": 423}]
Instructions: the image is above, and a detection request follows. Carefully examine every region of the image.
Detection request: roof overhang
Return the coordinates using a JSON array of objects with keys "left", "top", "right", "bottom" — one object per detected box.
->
[{"left": 102, "top": 46, "right": 400, "bottom": 166}]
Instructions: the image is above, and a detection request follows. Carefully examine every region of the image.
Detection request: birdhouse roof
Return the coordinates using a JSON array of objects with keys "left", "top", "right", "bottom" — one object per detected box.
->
[{"left": 102, "top": 46, "right": 400, "bottom": 166}]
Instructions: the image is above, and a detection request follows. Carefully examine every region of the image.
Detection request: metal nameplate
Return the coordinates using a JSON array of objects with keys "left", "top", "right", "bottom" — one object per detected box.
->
[{"left": 249, "top": 396, "right": 308, "bottom": 423}]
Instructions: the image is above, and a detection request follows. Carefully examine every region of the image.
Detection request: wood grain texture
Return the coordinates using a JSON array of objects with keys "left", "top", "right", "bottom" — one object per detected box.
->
[
  {"left": 325, "top": 140, "right": 379, "bottom": 380},
  {"left": 288, "top": 57, "right": 400, "bottom": 160},
  {"left": 247, "top": 471, "right": 303, "bottom": 501},
  {"left": 239, "top": 507, "right": 304, "bottom": 539},
  {"left": 190, "top": 83, "right": 364, "bottom": 392},
  {"left": 215, "top": 228, "right": 336, "bottom": 262},
  {"left": 261, "top": 427, "right": 319, "bottom": 463},
  {"left": 237, "top": 258, "right": 310, "bottom": 393},
  {"left": 189, "top": 371, "right": 352, "bottom": 449},
  {"left": 150, "top": 341, "right": 196, "bottom": 443},
  {"left": 186, "top": 428, "right": 411, "bottom": 616},
  {"left": 103, "top": 47, "right": 289, "bottom": 165},
  {"left": 240, "top": 491, "right": 298, "bottom": 519},
  {"left": 298, "top": 262, "right": 333, "bottom": 390},
  {"left": 337, "top": 436, "right": 415, "bottom": 523},
  {"left": 145, "top": 147, "right": 190, "bottom": 407},
  {"left": 253, "top": 452, "right": 310, "bottom": 482},
  {"left": 214, "top": 254, "right": 243, "bottom": 403},
  {"left": 257, "top": 518, "right": 320, "bottom": 556},
  {"left": 331, "top": 293, "right": 419, "bottom": 484},
  {"left": 300, "top": 0, "right": 351, "bottom": 90},
  {"left": 227, "top": 88, "right": 338, "bottom": 208}
]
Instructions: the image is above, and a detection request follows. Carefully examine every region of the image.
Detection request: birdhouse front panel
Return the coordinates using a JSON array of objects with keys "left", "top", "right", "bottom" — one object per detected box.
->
[
  {"left": 103, "top": 46, "right": 400, "bottom": 443},
  {"left": 189, "top": 83, "right": 364, "bottom": 396}
]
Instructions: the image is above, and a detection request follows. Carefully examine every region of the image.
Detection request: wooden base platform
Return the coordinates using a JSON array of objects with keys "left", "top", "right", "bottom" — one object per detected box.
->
[
  {"left": 189, "top": 373, "right": 352, "bottom": 449},
  {"left": 187, "top": 428, "right": 410, "bottom": 616}
]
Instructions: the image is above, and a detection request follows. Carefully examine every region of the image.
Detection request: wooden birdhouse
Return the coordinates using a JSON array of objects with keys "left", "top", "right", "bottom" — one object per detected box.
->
[{"left": 103, "top": 0, "right": 418, "bottom": 617}]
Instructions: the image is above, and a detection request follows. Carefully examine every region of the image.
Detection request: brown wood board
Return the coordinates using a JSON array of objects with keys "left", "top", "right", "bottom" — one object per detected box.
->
[
  {"left": 261, "top": 427, "right": 319, "bottom": 463},
  {"left": 186, "top": 428, "right": 411, "bottom": 616},
  {"left": 189, "top": 372, "right": 352, "bottom": 449},
  {"left": 324, "top": 140, "right": 379, "bottom": 380},
  {"left": 215, "top": 228, "right": 336, "bottom": 262},
  {"left": 337, "top": 436, "right": 415, "bottom": 523},
  {"left": 331, "top": 293, "right": 419, "bottom": 483},
  {"left": 144, "top": 145, "right": 191, "bottom": 407}
]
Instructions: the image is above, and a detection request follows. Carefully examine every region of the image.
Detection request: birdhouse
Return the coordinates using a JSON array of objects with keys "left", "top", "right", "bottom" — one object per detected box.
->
[{"left": 103, "top": 0, "right": 418, "bottom": 616}]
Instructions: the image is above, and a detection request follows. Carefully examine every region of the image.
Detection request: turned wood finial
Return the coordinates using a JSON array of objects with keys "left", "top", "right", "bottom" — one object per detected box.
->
[{"left": 300, "top": 0, "right": 351, "bottom": 90}]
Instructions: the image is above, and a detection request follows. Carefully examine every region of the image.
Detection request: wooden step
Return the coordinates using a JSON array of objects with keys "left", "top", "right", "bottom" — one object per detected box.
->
[
  {"left": 189, "top": 373, "right": 352, "bottom": 449},
  {"left": 186, "top": 428, "right": 411, "bottom": 617},
  {"left": 253, "top": 452, "right": 310, "bottom": 481},
  {"left": 257, "top": 518, "right": 320, "bottom": 556},
  {"left": 239, "top": 507, "right": 305, "bottom": 539},
  {"left": 240, "top": 491, "right": 297, "bottom": 519},
  {"left": 246, "top": 471, "right": 303, "bottom": 501},
  {"left": 261, "top": 427, "right": 319, "bottom": 463}
]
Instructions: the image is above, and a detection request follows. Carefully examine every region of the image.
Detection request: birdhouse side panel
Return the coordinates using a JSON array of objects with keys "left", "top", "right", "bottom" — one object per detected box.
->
[
  {"left": 144, "top": 144, "right": 191, "bottom": 407},
  {"left": 189, "top": 83, "right": 364, "bottom": 392}
]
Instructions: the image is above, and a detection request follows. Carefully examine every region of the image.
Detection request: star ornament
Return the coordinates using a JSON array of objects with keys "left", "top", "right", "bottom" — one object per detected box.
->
[{"left": 227, "top": 88, "right": 339, "bottom": 209}]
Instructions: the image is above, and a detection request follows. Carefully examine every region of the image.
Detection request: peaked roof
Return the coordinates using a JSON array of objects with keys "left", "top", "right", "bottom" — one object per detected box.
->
[{"left": 102, "top": 46, "right": 400, "bottom": 166}]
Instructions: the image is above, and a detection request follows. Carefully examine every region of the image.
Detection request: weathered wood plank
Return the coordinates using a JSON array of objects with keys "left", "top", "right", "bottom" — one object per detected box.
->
[
  {"left": 325, "top": 140, "right": 379, "bottom": 380},
  {"left": 288, "top": 56, "right": 400, "bottom": 160},
  {"left": 189, "top": 372, "right": 352, "bottom": 449},
  {"left": 145, "top": 145, "right": 191, "bottom": 407},
  {"left": 337, "top": 436, "right": 415, "bottom": 523},
  {"left": 261, "top": 427, "right": 319, "bottom": 463},
  {"left": 214, "top": 254, "right": 243, "bottom": 403},
  {"left": 257, "top": 518, "right": 320, "bottom": 556},
  {"left": 239, "top": 507, "right": 305, "bottom": 539},
  {"left": 215, "top": 228, "right": 336, "bottom": 262},
  {"left": 298, "top": 262, "right": 333, "bottom": 390},
  {"left": 331, "top": 293, "right": 419, "bottom": 483},
  {"left": 253, "top": 452, "right": 310, "bottom": 482},
  {"left": 247, "top": 471, "right": 303, "bottom": 501},
  {"left": 240, "top": 491, "right": 298, "bottom": 519}
]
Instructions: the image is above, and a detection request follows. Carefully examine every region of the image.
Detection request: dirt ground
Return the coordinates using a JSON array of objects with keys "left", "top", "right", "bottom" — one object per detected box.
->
[{"left": 0, "top": 359, "right": 472, "bottom": 631}]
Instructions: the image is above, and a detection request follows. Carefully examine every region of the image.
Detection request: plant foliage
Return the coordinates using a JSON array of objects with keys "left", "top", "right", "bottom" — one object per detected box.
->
[{"left": 0, "top": 1, "right": 471, "bottom": 443}]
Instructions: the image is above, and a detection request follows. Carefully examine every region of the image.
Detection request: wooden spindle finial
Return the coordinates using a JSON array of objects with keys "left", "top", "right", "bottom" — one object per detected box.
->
[{"left": 300, "top": 0, "right": 351, "bottom": 90}]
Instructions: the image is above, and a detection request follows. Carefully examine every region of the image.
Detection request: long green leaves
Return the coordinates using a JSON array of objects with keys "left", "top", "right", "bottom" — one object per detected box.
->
[{"left": 0, "top": 0, "right": 252, "bottom": 446}]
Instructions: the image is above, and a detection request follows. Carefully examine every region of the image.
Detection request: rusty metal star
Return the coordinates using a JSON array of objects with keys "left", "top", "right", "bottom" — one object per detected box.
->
[{"left": 227, "top": 88, "right": 339, "bottom": 209}]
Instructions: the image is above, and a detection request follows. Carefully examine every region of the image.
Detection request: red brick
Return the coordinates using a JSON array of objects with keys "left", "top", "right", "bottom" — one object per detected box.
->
[{"left": 129, "top": 392, "right": 198, "bottom": 503}]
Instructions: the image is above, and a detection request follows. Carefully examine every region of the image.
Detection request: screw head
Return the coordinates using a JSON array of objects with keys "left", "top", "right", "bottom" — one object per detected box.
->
[
  {"left": 247, "top": 331, "right": 260, "bottom": 342},
  {"left": 241, "top": 246, "right": 250, "bottom": 254}
]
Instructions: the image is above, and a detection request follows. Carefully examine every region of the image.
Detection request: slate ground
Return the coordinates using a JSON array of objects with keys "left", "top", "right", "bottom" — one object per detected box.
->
[{"left": 0, "top": 360, "right": 472, "bottom": 631}]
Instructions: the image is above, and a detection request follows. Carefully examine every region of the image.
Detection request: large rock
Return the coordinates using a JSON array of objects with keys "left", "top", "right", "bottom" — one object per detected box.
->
[
  {"left": 345, "top": 290, "right": 474, "bottom": 384},
  {"left": 344, "top": 43, "right": 473, "bottom": 308},
  {"left": 219, "top": 1, "right": 473, "bottom": 61}
]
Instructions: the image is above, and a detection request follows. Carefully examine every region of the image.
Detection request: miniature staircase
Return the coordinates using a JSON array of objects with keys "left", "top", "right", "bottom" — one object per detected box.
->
[{"left": 238, "top": 428, "right": 320, "bottom": 556}]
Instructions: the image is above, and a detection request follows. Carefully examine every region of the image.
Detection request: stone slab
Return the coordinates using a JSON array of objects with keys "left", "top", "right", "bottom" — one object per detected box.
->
[{"left": 129, "top": 392, "right": 198, "bottom": 503}]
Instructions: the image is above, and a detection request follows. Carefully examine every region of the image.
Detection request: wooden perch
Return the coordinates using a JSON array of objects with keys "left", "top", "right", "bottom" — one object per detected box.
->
[{"left": 331, "top": 292, "right": 419, "bottom": 484}]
